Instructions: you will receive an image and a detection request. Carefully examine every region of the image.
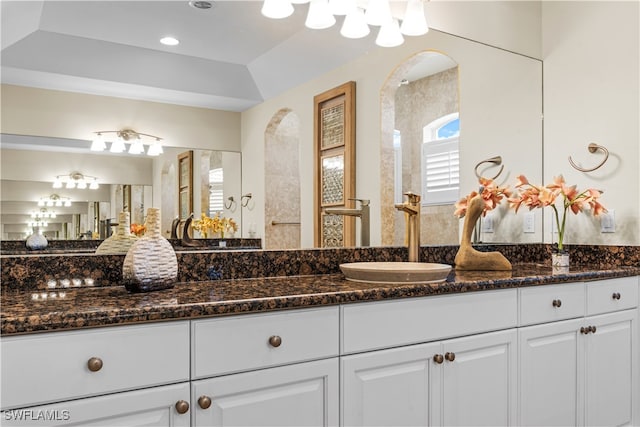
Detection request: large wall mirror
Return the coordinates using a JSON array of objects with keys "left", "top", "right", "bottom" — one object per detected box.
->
[
  {"left": 380, "top": 39, "right": 543, "bottom": 247},
  {"left": 0, "top": 134, "right": 242, "bottom": 242}
]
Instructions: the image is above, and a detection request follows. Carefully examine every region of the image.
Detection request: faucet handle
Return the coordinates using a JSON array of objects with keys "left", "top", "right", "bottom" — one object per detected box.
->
[
  {"left": 349, "top": 198, "right": 370, "bottom": 206},
  {"left": 403, "top": 192, "right": 421, "bottom": 204}
]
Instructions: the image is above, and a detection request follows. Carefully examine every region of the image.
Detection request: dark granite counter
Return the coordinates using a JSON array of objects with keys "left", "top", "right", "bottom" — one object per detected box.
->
[{"left": 2, "top": 263, "right": 638, "bottom": 336}]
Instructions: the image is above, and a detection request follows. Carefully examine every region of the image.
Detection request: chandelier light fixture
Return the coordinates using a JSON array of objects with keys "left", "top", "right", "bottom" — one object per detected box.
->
[
  {"left": 90, "top": 129, "right": 164, "bottom": 156},
  {"left": 38, "top": 194, "right": 72, "bottom": 207},
  {"left": 261, "top": 0, "right": 429, "bottom": 48},
  {"left": 52, "top": 172, "right": 100, "bottom": 190}
]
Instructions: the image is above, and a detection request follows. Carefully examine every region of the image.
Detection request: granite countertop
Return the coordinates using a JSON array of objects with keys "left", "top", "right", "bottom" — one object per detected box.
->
[{"left": 2, "top": 263, "right": 639, "bottom": 336}]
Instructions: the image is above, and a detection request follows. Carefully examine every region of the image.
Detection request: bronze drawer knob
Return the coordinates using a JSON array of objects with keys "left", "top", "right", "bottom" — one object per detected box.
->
[
  {"left": 433, "top": 354, "right": 444, "bottom": 364},
  {"left": 175, "top": 400, "right": 190, "bottom": 414},
  {"left": 268, "top": 335, "right": 282, "bottom": 348},
  {"left": 444, "top": 352, "right": 456, "bottom": 362},
  {"left": 87, "top": 357, "right": 103, "bottom": 372},
  {"left": 612, "top": 292, "right": 621, "bottom": 300},
  {"left": 552, "top": 299, "right": 562, "bottom": 308},
  {"left": 198, "top": 396, "right": 212, "bottom": 410}
]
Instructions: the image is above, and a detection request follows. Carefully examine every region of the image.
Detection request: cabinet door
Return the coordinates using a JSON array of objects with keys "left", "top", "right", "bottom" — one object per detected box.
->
[
  {"left": 519, "top": 318, "right": 584, "bottom": 426},
  {"left": 192, "top": 358, "right": 338, "bottom": 427},
  {"left": 0, "top": 383, "right": 190, "bottom": 427},
  {"left": 439, "top": 329, "right": 517, "bottom": 427},
  {"left": 585, "top": 310, "right": 637, "bottom": 427},
  {"left": 341, "top": 342, "right": 441, "bottom": 427}
]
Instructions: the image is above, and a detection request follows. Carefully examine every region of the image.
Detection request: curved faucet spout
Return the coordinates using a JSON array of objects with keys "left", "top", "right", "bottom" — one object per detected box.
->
[{"left": 395, "top": 192, "right": 421, "bottom": 262}]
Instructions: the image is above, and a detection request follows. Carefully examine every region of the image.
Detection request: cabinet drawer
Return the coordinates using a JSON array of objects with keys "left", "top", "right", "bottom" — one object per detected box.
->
[
  {"left": 341, "top": 289, "right": 517, "bottom": 354},
  {"left": 0, "top": 321, "right": 190, "bottom": 410},
  {"left": 519, "top": 282, "right": 584, "bottom": 326},
  {"left": 191, "top": 307, "right": 339, "bottom": 379},
  {"left": 586, "top": 276, "right": 638, "bottom": 316}
]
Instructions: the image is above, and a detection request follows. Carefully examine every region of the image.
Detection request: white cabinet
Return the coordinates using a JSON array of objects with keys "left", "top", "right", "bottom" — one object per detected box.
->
[
  {"left": 519, "top": 276, "right": 638, "bottom": 427},
  {"left": 341, "top": 290, "right": 518, "bottom": 427},
  {"left": 1, "top": 377, "right": 191, "bottom": 427},
  {"left": 192, "top": 358, "right": 338, "bottom": 427},
  {"left": 191, "top": 307, "right": 340, "bottom": 427},
  {"left": 341, "top": 329, "right": 517, "bottom": 427}
]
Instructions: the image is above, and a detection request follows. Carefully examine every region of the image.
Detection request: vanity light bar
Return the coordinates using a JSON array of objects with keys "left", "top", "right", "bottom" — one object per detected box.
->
[
  {"left": 53, "top": 172, "right": 99, "bottom": 190},
  {"left": 91, "top": 130, "right": 164, "bottom": 157}
]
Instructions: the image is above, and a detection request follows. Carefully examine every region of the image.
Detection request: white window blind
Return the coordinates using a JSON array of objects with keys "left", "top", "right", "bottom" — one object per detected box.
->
[
  {"left": 209, "top": 168, "right": 224, "bottom": 214},
  {"left": 421, "top": 113, "right": 460, "bottom": 206}
]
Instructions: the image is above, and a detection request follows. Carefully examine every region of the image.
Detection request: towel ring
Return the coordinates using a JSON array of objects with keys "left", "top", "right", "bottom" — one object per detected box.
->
[
  {"left": 568, "top": 143, "right": 609, "bottom": 172},
  {"left": 474, "top": 156, "right": 504, "bottom": 181},
  {"left": 224, "top": 196, "right": 236, "bottom": 210}
]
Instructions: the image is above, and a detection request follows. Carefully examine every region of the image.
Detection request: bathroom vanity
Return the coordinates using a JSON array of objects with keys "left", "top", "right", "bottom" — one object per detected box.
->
[{"left": 1, "top": 263, "right": 638, "bottom": 427}]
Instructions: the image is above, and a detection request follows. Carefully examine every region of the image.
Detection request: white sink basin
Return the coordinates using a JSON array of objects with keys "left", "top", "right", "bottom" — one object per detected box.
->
[{"left": 340, "top": 262, "right": 452, "bottom": 284}]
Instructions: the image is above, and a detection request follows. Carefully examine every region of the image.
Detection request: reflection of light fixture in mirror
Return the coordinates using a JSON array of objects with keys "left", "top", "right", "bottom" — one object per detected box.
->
[
  {"left": 91, "top": 129, "right": 164, "bottom": 156},
  {"left": 38, "top": 194, "right": 72, "bottom": 207},
  {"left": 262, "top": 0, "right": 428, "bottom": 47},
  {"left": 53, "top": 172, "right": 99, "bottom": 190},
  {"left": 31, "top": 208, "right": 56, "bottom": 219},
  {"left": 241, "top": 193, "right": 253, "bottom": 207}
]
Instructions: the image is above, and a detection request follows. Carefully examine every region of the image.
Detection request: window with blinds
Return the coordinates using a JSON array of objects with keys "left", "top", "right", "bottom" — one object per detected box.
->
[
  {"left": 422, "top": 113, "right": 460, "bottom": 205},
  {"left": 209, "top": 168, "right": 224, "bottom": 214}
]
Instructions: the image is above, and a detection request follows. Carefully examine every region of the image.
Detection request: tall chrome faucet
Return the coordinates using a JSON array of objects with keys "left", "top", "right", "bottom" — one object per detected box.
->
[
  {"left": 324, "top": 198, "right": 370, "bottom": 247},
  {"left": 395, "top": 192, "right": 421, "bottom": 262}
]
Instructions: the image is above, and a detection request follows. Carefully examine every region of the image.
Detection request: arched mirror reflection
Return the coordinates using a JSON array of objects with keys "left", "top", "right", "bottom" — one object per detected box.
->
[{"left": 381, "top": 51, "right": 460, "bottom": 246}]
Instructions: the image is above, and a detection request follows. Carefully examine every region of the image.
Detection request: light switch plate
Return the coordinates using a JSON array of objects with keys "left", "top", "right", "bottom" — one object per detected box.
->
[
  {"left": 600, "top": 209, "right": 615, "bottom": 233},
  {"left": 523, "top": 212, "right": 535, "bottom": 233}
]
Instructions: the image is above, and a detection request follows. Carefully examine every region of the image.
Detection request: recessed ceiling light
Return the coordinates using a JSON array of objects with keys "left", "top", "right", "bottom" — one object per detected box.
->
[
  {"left": 160, "top": 36, "right": 180, "bottom": 46},
  {"left": 189, "top": 1, "right": 214, "bottom": 10}
]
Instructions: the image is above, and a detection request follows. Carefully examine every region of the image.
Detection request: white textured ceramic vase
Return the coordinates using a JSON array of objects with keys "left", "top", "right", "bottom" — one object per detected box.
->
[
  {"left": 122, "top": 208, "right": 178, "bottom": 292},
  {"left": 96, "top": 212, "right": 138, "bottom": 254},
  {"left": 26, "top": 227, "right": 48, "bottom": 250}
]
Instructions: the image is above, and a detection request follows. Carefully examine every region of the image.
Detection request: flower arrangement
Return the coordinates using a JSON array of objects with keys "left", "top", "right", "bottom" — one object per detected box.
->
[
  {"left": 130, "top": 223, "right": 146, "bottom": 237},
  {"left": 191, "top": 212, "right": 238, "bottom": 239},
  {"left": 508, "top": 175, "right": 606, "bottom": 251},
  {"left": 454, "top": 177, "right": 512, "bottom": 218}
]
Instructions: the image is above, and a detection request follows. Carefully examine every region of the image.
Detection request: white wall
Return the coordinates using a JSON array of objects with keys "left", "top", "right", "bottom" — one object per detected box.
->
[{"left": 542, "top": 1, "right": 640, "bottom": 246}]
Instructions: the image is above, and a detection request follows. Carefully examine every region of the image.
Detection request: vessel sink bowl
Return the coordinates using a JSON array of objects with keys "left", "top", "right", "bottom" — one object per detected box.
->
[{"left": 340, "top": 262, "right": 452, "bottom": 284}]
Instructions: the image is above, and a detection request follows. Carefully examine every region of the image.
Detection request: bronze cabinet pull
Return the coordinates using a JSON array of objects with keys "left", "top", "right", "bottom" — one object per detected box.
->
[
  {"left": 433, "top": 354, "right": 444, "bottom": 364},
  {"left": 268, "top": 335, "right": 282, "bottom": 348},
  {"left": 175, "top": 400, "right": 189, "bottom": 414},
  {"left": 198, "top": 396, "right": 212, "bottom": 410},
  {"left": 580, "top": 326, "right": 588, "bottom": 334},
  {"left": 444, "top": 352, "right": 456, "bottom": 362},
  {"left": 612, "top": 292, "right": 621, "bottom": 300},
  {"left": 87, "top": 357, "right": 103, "bottom": 372},
  {"left": 552, "top": 299, "right": 562, "bottom": 308}
]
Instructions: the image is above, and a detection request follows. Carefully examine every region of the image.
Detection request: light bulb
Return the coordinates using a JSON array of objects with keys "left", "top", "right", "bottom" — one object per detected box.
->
[
  {"left": 66, "top": 180, "right": 75, "bottom": 189},
  {"left": 55, "top": 200, "right": 63, "bottom": 207},
  {"left": 261, "top": 0, "right": 294, "bottom": 19},
  {"left": 400, "top": 0, "right": 429, "bottom": 36},
  {"left": 147, "top": 142, "right": 163, "bottom": 156},
  {"left": 52, "top": 178, "right": 62, "bottom": 189},
  {"left": 64, "top": 200, "right": 72, "bottom": 207},
  {"left": 38, "top": 200, "right": 45, "bottom": 207},
  {"left": 89, "top": 179, "right": 99, "bottom": 190},
  {"left": 76, "top": 179, "right": 87, "bottom": 190},
  {"left": 305, "top": 0, "right": 335, "bottom": 29}
]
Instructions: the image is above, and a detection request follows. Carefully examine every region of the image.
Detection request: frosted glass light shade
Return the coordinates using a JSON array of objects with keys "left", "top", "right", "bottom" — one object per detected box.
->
[
  {"left": 305, "top": 0, "right": 336, "bottom": 29},
  {"left": 261, "top": 0, "right": 294, "bottom": 19},
  {"left": 110, "top": 138, "right": 126, "bottom": 153},
  {"left": 147, "top": 142, "right": 163, "bottom": 156},
  {"left": 365, "top": 0, "right": 392, "bottom": 26},
  {"left": 400, "top": 0, "right": 429, "bottom": 36},
  {"left": 89, "top": 179, "right": 99, "bottom": 190},
  {"left": 376, "top": 18, "right": 404, "bottom": 47},
  {"left": 329, "top": 0, "right": 355, "bottom": 15},
  {"left": 90, "top": 134, "right": 106, "bottom": 151},
  {"left": 341, "top": 8, "right": 370, "bottom": 39},
  {"left": 128, "top": 139, "right": 145, "bottom": 154}
]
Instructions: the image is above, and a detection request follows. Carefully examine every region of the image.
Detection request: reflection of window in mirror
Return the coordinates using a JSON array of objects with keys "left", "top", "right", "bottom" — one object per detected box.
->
[
  {"left": 422, "top": 112, "right": 460, "bottom": 206},
  {"left": 209, "top": 168, "right": 223, "bottom": 215}
]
